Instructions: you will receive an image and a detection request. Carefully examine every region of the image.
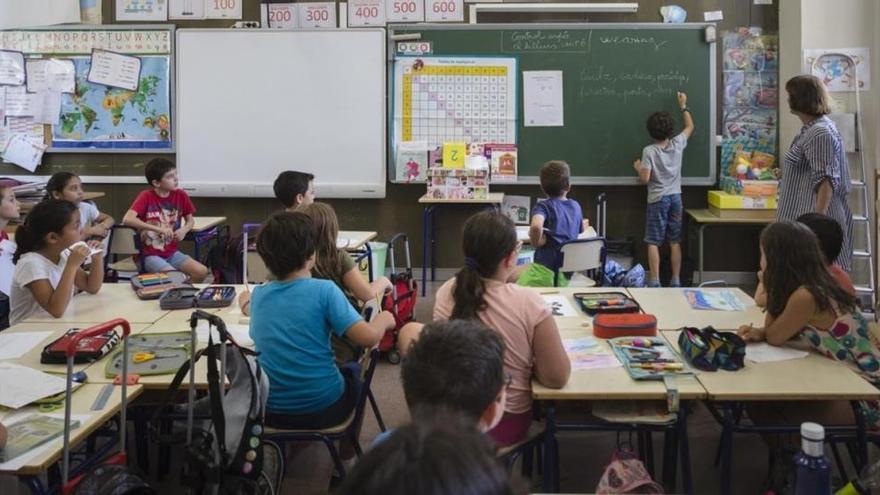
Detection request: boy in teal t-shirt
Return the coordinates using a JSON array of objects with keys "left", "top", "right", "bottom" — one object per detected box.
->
[{"left": 248, "top": 211, "right": 395, "bottom": 428}]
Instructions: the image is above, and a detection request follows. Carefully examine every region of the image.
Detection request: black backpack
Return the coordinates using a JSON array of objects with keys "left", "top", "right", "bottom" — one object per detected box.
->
[
  {"left": 207, "top": 232, "right": 244, "bottom": 284},
  {"left": 150, "top": 311, "right": 281, "bottom": 494}
]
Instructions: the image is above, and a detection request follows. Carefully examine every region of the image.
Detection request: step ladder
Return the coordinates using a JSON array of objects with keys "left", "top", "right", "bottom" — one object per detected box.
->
[{"left": 815, "top": 53, "right": 876, "bottom": 315}]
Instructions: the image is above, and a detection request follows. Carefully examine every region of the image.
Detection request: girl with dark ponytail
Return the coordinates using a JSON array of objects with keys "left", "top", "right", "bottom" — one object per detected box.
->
[
  {"left": 433, "top": 210, "right": 570, "bottom": 447},
  {"left": 10, "top": 200, "right": 104, "bottom": 325}
]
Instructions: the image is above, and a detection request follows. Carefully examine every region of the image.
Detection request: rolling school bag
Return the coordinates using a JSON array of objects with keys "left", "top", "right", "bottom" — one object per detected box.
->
[{"left": 379, "top": 233, "right": 418, "bottom": 364}]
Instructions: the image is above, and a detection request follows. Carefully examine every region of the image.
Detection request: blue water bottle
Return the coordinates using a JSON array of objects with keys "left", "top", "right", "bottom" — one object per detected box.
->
[{"left": 794, "top": 422, "right": 832, "bottom": 495}]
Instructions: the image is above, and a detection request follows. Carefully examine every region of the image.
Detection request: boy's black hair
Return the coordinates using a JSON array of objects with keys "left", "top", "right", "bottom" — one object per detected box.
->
[
  {"left": 14, "top": 200, "right": 78, "bottom": 263},
  {"left": 797, "top": 213, "right": 843, "bottom": 265},
  {"left": 402, "top": 320, "right": 505, "bottom": 423},
  {"left": 646, "top": 111, "right": 676, "bottom": 141},
  {"left": 256, "top": 211, "right": 315, "bottom": 278},
  {"left": 273, "top": 171, "right": 315, "bottom": 208},
  {"left": 45, "top": 172, "right": 78, "bottom": 201},
  {"left": 539, "top": 160, "right": 571, "bottom": 198},
  {"left": 144, "top": 158, "right": 176, "bottom": 187},
  {"left": 337, "top": 416, "right": 519, "bottom": 495}
]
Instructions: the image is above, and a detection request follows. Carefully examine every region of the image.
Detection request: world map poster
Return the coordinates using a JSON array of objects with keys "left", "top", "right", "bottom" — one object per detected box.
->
[{"left": 0, "top": 28, "right": 173, "bottom": 151}]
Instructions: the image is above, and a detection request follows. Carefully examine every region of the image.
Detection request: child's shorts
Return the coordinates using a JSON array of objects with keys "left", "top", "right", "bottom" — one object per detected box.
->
[
  {"left": 143, "top": 251, "right": 193, "bottom": 273},
  {"left": 644, "top": 193, "right": 682, "bottom": 245}
]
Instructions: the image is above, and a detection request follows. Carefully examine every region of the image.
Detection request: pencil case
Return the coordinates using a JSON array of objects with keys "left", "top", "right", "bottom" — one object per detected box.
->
[
  {"left": 574, "top": 292, "right": 640, "bottom": 315},
  {"left": 159, "top": 285, "right": 237, "bottom": 310},
  {"left": 131, "top": 271, "right": 190, "bottom": 300},
  {"left": 40, "top": 328, "right": 119, "bottom": 364},
  {"left": 593, "top": 313, "right": 657, "bottom": 339}
]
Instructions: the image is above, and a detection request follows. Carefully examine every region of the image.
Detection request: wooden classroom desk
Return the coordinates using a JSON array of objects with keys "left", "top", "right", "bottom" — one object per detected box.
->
[
  {"left": 191, "top": 216, "right": 227, "bottom": 233},
  {"left": 21, "top": 283, "right": 171, "bottom": 325},
  {"left": 663, "top": 329, "right": 879, "bottom": 494},
  {"left": 628, "top": 287, "right": 765, "bottom": 331},
  {"left": 338, "top": 230, "right": 378, "bottom": 250},
  {"left": 685, "top": 208, "right": 773, "bottom": 284},
  {"left": 418, "top": 192, "right": 505, "bottom": 296},
  {"left": 527, "top": 288, "right": 704, "bottom": 493},
  {"left": 0, "top": 383, "right": 144, "bottom": 476},
  {"left": 1, "top": 322, "right": 150, "bottom": 376}
]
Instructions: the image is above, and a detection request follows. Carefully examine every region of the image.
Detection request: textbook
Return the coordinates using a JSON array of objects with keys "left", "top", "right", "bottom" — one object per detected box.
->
[
  {"left": 0, "top": 414, "right": 79, "bottom": 463},
  {"left": 486, "top": 144, "right": 517, "bottom": 182}
]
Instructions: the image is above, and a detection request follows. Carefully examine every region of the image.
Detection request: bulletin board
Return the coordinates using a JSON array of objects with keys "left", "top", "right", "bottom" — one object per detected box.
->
[{"left": 0, "top": 25, "right": 174, "bottom": 153}]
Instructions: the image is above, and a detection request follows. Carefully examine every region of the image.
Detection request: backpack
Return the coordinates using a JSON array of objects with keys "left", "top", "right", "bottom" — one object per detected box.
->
[
  {"left": 151, "top": 311, "right": 280, "bottom": 494},
  {"left": 596, "top": 447, "right": 664, "bottom": 494},
  {"left": 207, "top": 232, "right": 244, "bottom": 284}
]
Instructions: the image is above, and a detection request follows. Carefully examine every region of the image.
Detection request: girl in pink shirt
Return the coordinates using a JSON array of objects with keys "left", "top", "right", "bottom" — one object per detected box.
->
[{"left": 433, "top": 211, "right": 571, "bottom": 446}]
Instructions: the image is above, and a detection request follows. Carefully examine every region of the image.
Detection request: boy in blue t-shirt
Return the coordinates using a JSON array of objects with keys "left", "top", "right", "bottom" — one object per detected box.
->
[
  {"left": 633, "top": 92, "right": 694, "bottom": 287},
  {"left": 514, "top": 160, "right": 587, "bottom": 286},
  {"left": 247, "top": 211, "right": 395, "bottom": 430}
]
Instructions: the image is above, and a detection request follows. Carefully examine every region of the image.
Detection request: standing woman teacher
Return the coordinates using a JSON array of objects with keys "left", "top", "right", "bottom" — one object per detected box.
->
[{"left": 778, "top": 75, "right": 853, "bottom": 271}]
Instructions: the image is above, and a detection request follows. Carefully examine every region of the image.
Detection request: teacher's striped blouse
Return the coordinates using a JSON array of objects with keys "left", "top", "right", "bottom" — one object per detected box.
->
[{"left": 778, "top": 115, "right": 853, "bottom": 271}]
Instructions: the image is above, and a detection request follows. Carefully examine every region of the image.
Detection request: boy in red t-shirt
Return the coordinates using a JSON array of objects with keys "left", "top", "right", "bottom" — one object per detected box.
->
[{"left": 122, "top": 158, "right": 208, "bottom": 282}]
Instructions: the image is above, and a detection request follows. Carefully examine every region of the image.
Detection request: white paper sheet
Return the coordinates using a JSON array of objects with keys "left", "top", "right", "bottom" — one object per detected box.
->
[
  {"left": 542, "top": 294, "right": 579, "bottom": 317},
  {"left": 0, "top": 362, "right": 68, "bottom": 409},
  {"left": 26, "top": 59, "right": 76, "bottom": 94},
  {"left": 0, "top": 414, "right": 89, "bottom": 471},
  {"left": 523, "top": 70, "right": 564, "bottom": 127},
  {"left": 4, "top": 86, "right": 40, "bottom": 117},
  {"left": 169, "top": 0, "right": 207, "bottom": 20},
  {"left": 87, "top": 49, "right": 141, "bottom": 91},
  {"left": 0, "top": 0, "right": 81, "bottom": 30},
  {"left": 0, "top": 239, "right": 16, "bottom": 296},
  {"left": 0, "top": 331, "right": 52, "bottom": 361},
  {"left": 1, "top": 134, "right": 47, "bottom": 172},
  {"left": 115, "top": 0, "right": 167, "bottom": 21},
  {"left": 0, "top": 50, "right": 26, "bottom": 85},
  {"left": 5, "top": 116, "right": 44, "bottom": 144},
  {"left": 196, "top": 321, "right": 253, "bottom": 347},
  {"left": 746, "top": 342, "right": 809, "bottom": 363},
  {"left": 33, "top": 92, "right": 62, "bottom": 126}
]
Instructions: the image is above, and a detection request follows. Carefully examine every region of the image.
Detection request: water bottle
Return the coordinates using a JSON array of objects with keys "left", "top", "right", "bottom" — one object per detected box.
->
[
  {"left": 835, "top": 458, "right": 880, "bottom": 495},
  {"left": 794, "top": 422, "right": 832, "bottom": 495}
]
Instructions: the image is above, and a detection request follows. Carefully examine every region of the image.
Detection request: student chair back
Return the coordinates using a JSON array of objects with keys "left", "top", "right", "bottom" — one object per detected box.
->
[
  {"left": 105, "top": 226, "right": 144, "bottom": 280},
  {"left": 242, "top": 223, "right": 270, "bottom": 284},
  {"left": 264, "top": 347, "right": 382, "bottom": 479},
  {"left": 555, "top": 237, "right": 607, "bottom": 287}
]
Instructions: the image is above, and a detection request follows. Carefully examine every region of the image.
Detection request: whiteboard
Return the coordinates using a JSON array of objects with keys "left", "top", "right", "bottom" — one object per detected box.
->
[{"left": 175, "top": 29, "right": 386, "bottom": 198}]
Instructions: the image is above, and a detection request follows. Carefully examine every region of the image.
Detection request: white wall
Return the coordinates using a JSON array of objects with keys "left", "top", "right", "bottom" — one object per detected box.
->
[{"left": 779, "top": 0, "right": 878, "bottom": 290}]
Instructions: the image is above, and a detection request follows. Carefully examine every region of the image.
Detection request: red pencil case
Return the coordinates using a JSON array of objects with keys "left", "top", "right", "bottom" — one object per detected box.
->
[{"left": 593, "top": 313, "right": 657, "bottom": 339}]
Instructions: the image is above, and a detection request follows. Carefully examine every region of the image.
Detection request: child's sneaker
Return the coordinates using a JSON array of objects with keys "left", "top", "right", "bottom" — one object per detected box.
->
[
  {"left": 670, "top": 278, "right": 681, "bottom": 287},
  {"left": 647, "top": 279, "right": 661, "bottom": 288}
]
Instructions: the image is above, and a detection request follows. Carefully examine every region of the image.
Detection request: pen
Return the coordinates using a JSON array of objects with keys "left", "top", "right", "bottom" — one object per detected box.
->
[
  {"left": 634, "top": 362, "right": 683, "bottom": 371},
  {"left": 618, "top": 345, "right": 660, "bottom": 353},
  {"left": 540, "top": 291, "right": 560, "bottom": 295}
]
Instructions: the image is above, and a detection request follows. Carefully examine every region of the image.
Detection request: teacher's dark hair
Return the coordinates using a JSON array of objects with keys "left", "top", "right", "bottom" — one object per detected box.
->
[
  {"left": 451, "top": 211, "right": 518, "bottom": 320},
  {"left": 760, "top": 221, "right": 857, "bottom": 319},
  {"left": 786, "top": 75, "right": 832, "bottom": 117}
]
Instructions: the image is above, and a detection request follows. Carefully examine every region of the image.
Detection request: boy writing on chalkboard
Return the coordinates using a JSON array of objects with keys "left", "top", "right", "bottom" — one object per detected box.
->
[
  {"left": 633, "top": 92, "right": 694, "bottom": 287},
  {"left": 273, "top": 171, "right": 315, "bottom": 211}
]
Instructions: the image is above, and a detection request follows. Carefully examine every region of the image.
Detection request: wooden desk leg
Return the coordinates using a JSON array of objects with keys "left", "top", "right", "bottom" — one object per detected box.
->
[
  {"left": 421, "top": 206, "right": 433, "bottom": 297},
  {"left": 542, "top": 401, "right": 559, "bottom": 493},
  {"left": 697, "top": 224, "right": 707, "bottom": 285},
  {"left": 364, "top": 243, "right": 374, "bottom": 283},
  {"left": 720, "top": 403, "right": 735, "bottom": 495}
]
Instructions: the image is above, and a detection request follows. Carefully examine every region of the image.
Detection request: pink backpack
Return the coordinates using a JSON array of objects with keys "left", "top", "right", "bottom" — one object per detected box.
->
[{"left": 596, "top": 448, "right": 665, "bottom": 494}]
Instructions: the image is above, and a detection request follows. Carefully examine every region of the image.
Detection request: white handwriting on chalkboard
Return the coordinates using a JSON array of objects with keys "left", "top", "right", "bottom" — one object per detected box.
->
[
  {"left": 504, "top": 30, "right": 591, "bottom": 53},
  {"left": 578, "top": 67, "right": 690, "bottom": 104},
  {"left": 597, "top": 35, "right": 668, "bottom": 51}
]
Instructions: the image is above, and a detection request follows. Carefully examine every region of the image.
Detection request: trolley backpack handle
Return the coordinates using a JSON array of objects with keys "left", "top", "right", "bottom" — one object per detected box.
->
[{"left": 62, "top": 319, "right": 132, "bottom": 489}]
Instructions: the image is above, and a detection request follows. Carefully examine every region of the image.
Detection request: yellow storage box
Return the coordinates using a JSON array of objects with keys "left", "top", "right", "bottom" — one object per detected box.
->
[{"left": 708, "top": 190, "right": 777, "bottom": 210}]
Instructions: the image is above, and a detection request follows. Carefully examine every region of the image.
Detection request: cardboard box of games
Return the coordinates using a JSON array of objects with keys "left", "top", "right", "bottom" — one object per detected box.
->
[
  {"left": 425, "top": 142, "right": 491, "bottom": 200},
  {"left": 426, "top": 167, "right": 489, "bottom": 200}
]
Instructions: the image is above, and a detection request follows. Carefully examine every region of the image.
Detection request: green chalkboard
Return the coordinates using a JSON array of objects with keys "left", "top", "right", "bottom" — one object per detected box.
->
[{"left": 389, "top": 24, "right": 716, "bottom": 185}]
